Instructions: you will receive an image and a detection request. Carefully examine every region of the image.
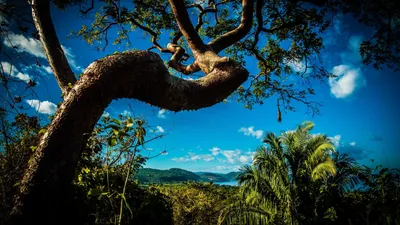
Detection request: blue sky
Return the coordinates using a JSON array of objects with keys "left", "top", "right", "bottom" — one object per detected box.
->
[{"left": 1, "top": 3, "right": 399, "bottom": 173}]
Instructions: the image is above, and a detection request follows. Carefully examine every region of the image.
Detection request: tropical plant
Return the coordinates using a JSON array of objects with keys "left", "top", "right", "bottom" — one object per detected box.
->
[
  {"left": 1, "top": 0, "right": 399, "bottom": 222},
  {"left": 220, "top": 121, "right": 337, "bottom": 225}
]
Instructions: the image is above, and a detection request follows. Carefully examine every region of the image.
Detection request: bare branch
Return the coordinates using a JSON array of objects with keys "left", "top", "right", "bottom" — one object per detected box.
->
[
  {"left": 79, "top": 0, "right": 94, "bottom": 15},
  {"left": 168, "top": 0, "right": 207, "bottom": 53}
]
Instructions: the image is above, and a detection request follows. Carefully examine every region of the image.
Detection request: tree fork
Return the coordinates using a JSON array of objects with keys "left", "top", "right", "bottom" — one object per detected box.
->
[{"left": 9, "top": 50, "right": 248, "bottom": 224}]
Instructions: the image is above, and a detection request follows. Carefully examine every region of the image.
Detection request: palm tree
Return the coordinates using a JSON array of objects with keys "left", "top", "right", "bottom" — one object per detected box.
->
[{"left": 219, "top": 121, "right": 337, "bottom": 225}]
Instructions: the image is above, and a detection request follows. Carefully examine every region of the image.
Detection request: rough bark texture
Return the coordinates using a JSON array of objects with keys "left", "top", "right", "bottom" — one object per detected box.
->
[
  {"left": 9, "top": 51, "right": 248, "bottom": 224},
  {"left": 9, "top": 0, "right": 252, "bottom": 223},
  {"left": 31, "top": 0, "right": 77, "bottom": 95}
]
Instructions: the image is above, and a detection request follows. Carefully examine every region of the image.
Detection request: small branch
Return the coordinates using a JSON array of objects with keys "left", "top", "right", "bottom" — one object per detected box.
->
[
  {"left": 79, "top": 0, "right": 94, "bottom": 15},
  {"left": 168, "top": 0, "right": 207, "bottom": 53},
  {"left": 208, "top": 0, "right": 255, "bottom": 53}
]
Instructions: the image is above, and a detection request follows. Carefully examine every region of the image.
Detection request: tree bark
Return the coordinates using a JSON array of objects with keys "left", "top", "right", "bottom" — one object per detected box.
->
[
  {"left": 9, "top": 51, "right": 248, "bottom": 224},
  {"left": 9, "top": 0, "right": 251, "bottom": 223},
  {"left": 31, "top": 0, "right": 77, "bottom": 95}
]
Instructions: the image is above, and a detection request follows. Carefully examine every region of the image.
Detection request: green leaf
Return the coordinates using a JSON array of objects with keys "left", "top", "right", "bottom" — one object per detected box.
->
[
  {"left": 38, "top": 129, "right": 47, "bottom": 134},
  {"left": 30, "top": 146, "right": 38, "bottom": 152},
  {"left": 87, "top": 188, "right": 106, "bottom": 197},
  {"left": 110, "top": 118, "right": 121, "bottom": 125},
  {"left": 112, "top": 129, "right": 119, "bottom": 136},
  {"left": 108, "top": 138, "right": 117, "bottom": 147}
]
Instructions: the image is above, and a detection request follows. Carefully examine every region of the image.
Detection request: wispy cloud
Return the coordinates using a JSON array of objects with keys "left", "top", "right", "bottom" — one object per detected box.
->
[
  {"left": 338, "top": 144, "right": 368, "bottom": 160},
  {"left": 349, "top": 142, "right": 356, "bottom": 146},
  {"left": 25, "top": 99, "right": 57, "bottom": 115},
  {"left": 213, "top": 165, "right": 240, "bottom": 172},
  {"left": 328, "top": 35, "right": 367, "bottom": 99},
  {"left": 3, "top": 33, "right": 45, "bottom": 58},
  {"left": 156, "top": 126, "right": 164, "bottom": 133},
  {"left": 238, "top": 126, "right": 263, "bottom": 139},
  {"left": 3, "top": 32, "right": 83, "bottom": 73},
  {"left": 210, "top": 147, "right": 255, "bottom": 164},
  {"left": 172, "top": 152, "right": 214, "bottom": 162},
  {"left": 329, "top": 135, "right": 341, "bottom": 148},
  {"left": 329, "top": 65, "right": 366, "bottom": 98},
  {"left": 1, "top": 61, "right": 32, "bottom": 83},
  {"left": 210, "top": 147, "right": 221, "bottom": 156},
  {"left": 61, "top": 45, "right": 83, "bottom": 73},
  {"left": 121, "top": 110, "right": 131, "bottom": 116},
  {"left": 102, "top": 111, "right": 110, "bottom": 117},
  {"left": 158, "top": 109, "right": 168, "bottom": 118}
]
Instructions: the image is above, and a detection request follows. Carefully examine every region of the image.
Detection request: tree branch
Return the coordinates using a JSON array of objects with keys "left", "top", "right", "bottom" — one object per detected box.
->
[
  {"left": 31, "top": 0, "right": 76, "bottom": 96},
  {"left": 10, "top": 50, "right": 248, "bottom": 224},
  {"left": 168, "top": 0, "right": 207, "bottom": 53},
  {"left": 208, "top": 0, "right": 255, "bottom": 53}
]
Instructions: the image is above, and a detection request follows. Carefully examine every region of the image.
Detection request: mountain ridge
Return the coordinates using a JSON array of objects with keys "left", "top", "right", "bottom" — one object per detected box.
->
[{"left": 136, "top": 168, "right": 240, "bottom": 184}]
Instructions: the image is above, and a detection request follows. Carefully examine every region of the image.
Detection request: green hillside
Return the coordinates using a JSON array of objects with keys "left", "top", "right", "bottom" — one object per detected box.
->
[{"left": 136, "top": 168, "right": 239, "bottom": 184}]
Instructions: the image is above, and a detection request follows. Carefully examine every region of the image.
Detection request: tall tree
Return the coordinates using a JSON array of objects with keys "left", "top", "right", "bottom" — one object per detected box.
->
[
  {"left": 221, "top": 121, "right": 336, "bottom": 224},
  {"left": 2, "top": 0, "right": 398, "bottom": 223}
]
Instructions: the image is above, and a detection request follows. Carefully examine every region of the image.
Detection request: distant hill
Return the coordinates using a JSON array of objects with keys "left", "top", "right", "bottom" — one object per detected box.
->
[{"left": 136, "top": 168, "right": 240, "bottom": 184}]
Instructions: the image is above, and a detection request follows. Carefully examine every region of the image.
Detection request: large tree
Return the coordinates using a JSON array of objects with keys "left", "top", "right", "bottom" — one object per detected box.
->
[{"left": 1, "top": 0, "right": 398, "bottom": 223}]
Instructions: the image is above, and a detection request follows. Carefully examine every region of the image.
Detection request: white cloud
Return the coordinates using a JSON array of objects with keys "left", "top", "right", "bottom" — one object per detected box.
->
[
  {"left": 172, "top": 152, "right": 214, "bottom": 162},
  {"left": 172, "top": 157, "right": 190, "bottom": 162},
  {"left": 42, "top": 66, "right": 52, "bottom": 74},
  {"left": 122, "top": 110, "right": 131, "bottom": 116},
  {"left": 222, "top": 150, "right": 241, "bottom": 164},
  {"left": 183, "top": 76, "right": 195, "bottom": 81},
  {"left": 329, "top": 65, "right": 366, "bottom": 98},
  {"left": 61, "top": 45, "right": 83, "bottom": 73},
  {"left": 350, "top": 142, "right": 356, "bottom": 146},
  {"left": 239, "top": 126, "right": 263, "bottom": 139},
  {"left": 25, "top": 99, "right": 57, "bottom": 115},
  {"left": 340, "top": 36, "right": 363, "bottom": 65},
  {"left": 4, "top": 33, "right": 45, "bottom": 58},
  {"left": 329, "top": 135, "right": 341, "bottom": 148},
  {"left": 158, "top": 109, "right": 168, "bottom": 118},
  {"left": 156, "top": 126, "right": 164, "bottom": 133},
  {"left": 189, "top": 152, "right": 214, "bottom": 162},
  {"left": 214, "top": 165, "right": 240, "bottom": 172},
  {"left": 3, "top": 33, "right": 83, "bottom": 73},
  {"left": 102, "top": 112, "right": 110, "bottom": 117},
  {"left": 210, "top": 147, "right": 222, "bottom": 156},
  {"left": 1, "top": 61, "right": 32, "bottom": 83},
  {"left": 288, "top": 60, "right": 311, "bottom": 74}
]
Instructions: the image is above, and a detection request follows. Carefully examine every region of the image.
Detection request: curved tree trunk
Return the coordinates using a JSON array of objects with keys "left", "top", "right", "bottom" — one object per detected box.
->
[
  {"left": 8, "top": 0, "right": 250, "bottom": 224},
  {"left": 9, "top": 51, "right": 248, "bottom": 224}
]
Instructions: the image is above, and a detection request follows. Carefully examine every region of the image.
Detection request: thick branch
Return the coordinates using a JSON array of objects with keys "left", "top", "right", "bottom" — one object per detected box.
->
[
  {"left": 31, "top": 0, "right": 76, "bottom": 95},
  {"left": 208, "top": 0, "right": 255, "bottom": 53},
  {"left": 168, "top": 0, "right": 207, "bottom": 53},
  {"left": 10, "top": 51, "right": 248, "bottom": 224}
]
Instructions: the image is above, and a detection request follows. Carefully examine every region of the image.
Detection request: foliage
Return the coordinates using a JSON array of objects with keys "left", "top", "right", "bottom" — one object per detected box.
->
[
  {"left": 0, "top": 113, "right": 42, "bottom": 223},
  {"left": 1, "top": 113, "right": 399, "bottom": 225},
  {"left": 220, "top": 121, "right": 336, "bottom": 224},
  {"left": 155, "top": 182, "right": 238, "bottom": 225},
  {"left": 0, "top": 112, "right": 171, "bottom": 225}
]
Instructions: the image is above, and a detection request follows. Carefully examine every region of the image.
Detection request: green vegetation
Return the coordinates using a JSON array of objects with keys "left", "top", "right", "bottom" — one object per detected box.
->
[
  {"left": 2, "top": 0, "right": 399, "bottom": 223},
  {"left": 1, "top": 114, "right": 399, "bottom": 224},
  {"left": 137, "top": 168, "right": 240, "bottom": 184}
]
